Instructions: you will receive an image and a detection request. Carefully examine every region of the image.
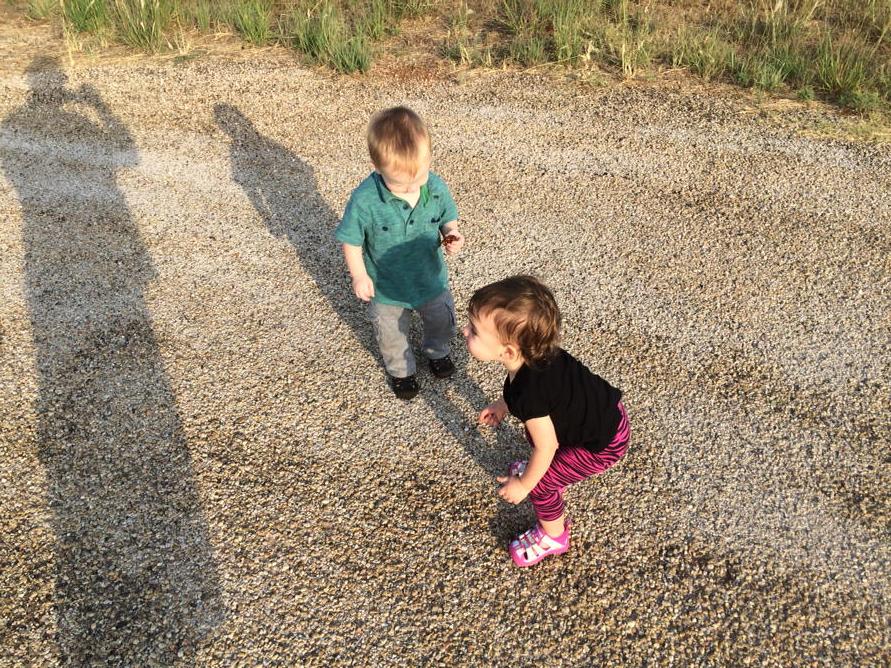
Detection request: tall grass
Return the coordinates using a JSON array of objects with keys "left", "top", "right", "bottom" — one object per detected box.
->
[
  {"left": 177, "top": 1, "right": 220, "bottom": 32},
  {"left": 286, "top": 1, "right": 371, "bottom": 73},
  {"left": 357, "top": 0, "right": 393, "bottom": 41},
  {"left": 815, "top": 34, "right": 879, "bottom": 110},
  {"left": 230, "top": 0, "right": 271, "bottom": 45},
  {"left": 113, "top": 0, "right": 172, "bottom": 50},
  {"left": 18, "top": 0, "right": 891, "bottom": 113},
  {"left": 443, "top": 0, "right": 495, "bottom": 66},
  {"left": 27, "top": 0, "right": 58, "bottom": 19},
  {"left": 393, "top": 0, "right": 435, "bottom": 19},
  {"left": 61, "top": 0, "right": 108, "bottom": 32},
  {"left": 663, "top": 0, "right": 889, "bottom": 111},
  {"left": 551, "top": 0, "right": 586, "bottom": 63},
  {"left": 671, "top": 30, "right": 732, "bottom": 82}
]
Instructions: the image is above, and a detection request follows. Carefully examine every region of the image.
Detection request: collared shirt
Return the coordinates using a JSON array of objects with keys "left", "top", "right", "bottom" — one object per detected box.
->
[{"left": 335, "top": 171, "right": 459, "bottom": 308}]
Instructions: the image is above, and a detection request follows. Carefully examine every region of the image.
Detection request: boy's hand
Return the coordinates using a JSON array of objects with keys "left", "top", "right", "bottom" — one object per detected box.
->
[
  {"left": 352, "top": 274, "right": 375, "bottom": 301},
  {"left": 479, "top": 400, "right": 507, "bottom": 427},
  {"left": 441, "top": 230, "right": 465, "bottom": 255},
  {"left": 496, "top": 475, "right": 529, "bottom": 504}
]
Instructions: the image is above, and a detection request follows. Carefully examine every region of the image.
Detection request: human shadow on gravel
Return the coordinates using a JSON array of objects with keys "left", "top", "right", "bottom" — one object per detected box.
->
[
  {"left": 2, "top": 56, "right": 222, "bottom": 664},
  {"left": 214, "top": 104, "right": 529, "bottom": 537}
]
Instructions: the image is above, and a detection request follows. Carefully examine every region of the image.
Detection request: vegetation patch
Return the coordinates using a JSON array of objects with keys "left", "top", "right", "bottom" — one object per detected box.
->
[{"left": 13, "top": 0, "right": 891, "bottom": 115}]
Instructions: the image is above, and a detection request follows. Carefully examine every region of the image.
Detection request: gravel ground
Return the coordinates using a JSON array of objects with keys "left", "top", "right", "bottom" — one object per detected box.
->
[{"left": 1, "top": 21, "right": 889, "bottom": 668}]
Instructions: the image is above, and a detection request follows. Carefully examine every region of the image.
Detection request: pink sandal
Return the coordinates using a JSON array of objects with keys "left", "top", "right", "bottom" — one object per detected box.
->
[
  {"left": 508, "top": 522, "right": 571, "bottom": 567},
  {"left": 508, "top": 460, "right": 527, "bottom": 477}
]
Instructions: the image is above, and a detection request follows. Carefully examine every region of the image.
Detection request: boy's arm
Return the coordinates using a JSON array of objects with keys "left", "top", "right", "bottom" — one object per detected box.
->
[
  {"left": 342, "top": 243, "right": 374, "bottom": 301},
  {"left": 497, "top": 415, "right": 558, "bottom": 504}
]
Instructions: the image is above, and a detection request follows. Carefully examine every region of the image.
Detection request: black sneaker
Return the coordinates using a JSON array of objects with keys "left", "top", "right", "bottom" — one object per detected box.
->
[
  {"left": 389, "top": 374, "right": 420, "bottom": 400},
  {"left": 428, "top": 355, "right": 456, "bottom": 379}
]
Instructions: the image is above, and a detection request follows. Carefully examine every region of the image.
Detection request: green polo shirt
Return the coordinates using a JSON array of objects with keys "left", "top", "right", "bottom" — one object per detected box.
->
[{"left": 335, "top": 171, "right": 459, "bottom": 308}]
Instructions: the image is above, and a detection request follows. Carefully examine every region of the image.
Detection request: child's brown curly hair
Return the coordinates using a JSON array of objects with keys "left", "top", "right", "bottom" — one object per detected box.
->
[{"left": 468, "top": 275, "right": 561, "bottom": 367}]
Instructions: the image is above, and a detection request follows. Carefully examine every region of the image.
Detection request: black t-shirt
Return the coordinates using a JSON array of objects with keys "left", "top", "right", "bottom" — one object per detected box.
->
[{"left": 503, "top": 348, "right": 623, "bottom": 453}]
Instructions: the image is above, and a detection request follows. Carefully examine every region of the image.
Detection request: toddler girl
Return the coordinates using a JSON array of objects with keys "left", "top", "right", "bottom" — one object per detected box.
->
[{"left": 464, "top": 275, "right": 630, "bottom": 567}]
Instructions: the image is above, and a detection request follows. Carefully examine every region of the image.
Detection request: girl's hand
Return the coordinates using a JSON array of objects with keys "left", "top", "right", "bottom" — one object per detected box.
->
[
  {"left": 352, "top": 274, "right": 375, "bottom": 302},
  {"left": 496, "top": 475, "right": 529, "bottom": 504},
  {"left": 441, "top": 230, "right": 465, "bottom": 255},
  {"left": 478, "top": 400, "right": 508, "bottom": 427}
]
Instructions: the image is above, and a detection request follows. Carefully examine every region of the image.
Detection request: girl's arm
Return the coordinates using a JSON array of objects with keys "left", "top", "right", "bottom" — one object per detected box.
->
[
  {"left": 497, "top": 415, "right": 559, "bottom": 504},
  {"left": 479, "top": 397, "right": 508, "bottom": 427},
  {"left": 519, "top": 416, "right": 559, "bottom": 490}
]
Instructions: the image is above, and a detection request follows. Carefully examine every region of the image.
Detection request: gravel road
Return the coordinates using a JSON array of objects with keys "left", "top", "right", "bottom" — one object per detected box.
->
[{"left": 1, "top": 27, "right": 889, "bottom": 667}]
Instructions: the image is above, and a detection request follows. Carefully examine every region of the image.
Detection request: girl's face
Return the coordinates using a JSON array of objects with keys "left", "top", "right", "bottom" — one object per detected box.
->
[{"left": 462, "top": 311, "right": 508, "bottom": 363}]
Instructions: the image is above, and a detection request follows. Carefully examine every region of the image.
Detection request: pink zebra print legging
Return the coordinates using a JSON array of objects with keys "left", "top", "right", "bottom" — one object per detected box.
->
[{"left": 526, "top": 402, "right": 630, "bottom": 522}]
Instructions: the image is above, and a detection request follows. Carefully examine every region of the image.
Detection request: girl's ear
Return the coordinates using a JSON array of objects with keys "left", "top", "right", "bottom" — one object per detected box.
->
[{"left": 501, "top": 342, "right": 521, "bottom": 362}]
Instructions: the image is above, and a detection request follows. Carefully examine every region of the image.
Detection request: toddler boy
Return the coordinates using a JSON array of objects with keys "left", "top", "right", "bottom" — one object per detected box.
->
[{"left": 335, "top": 106, "right": 464, "bottom": 399}]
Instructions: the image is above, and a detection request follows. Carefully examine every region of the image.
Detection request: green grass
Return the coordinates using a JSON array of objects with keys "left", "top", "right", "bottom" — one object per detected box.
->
[
  {"left": 672, "top": 30, "right": 732, "bottom": 82},
  {"left": 61, "top": 0, "right": 109, "bottom": 32},
  {"left": 286, "top": 1, "right": 372, "bottom": 73},
  {"left": 356, "top": 0, "right": 393, "bottom": 41},
  {"left": 15, "top": 0, "right": 891, "bottom": 115},
  {"left": 27, "top": 0, "right": 58, "bottom": 19},
  {"left": 230, "top": 0, "right": 271, "bottom": 45},
  {"left": 815, "top": 35, "right": 872, "bottom": 104},
  {"left": 177, "top": 0, "right": 215, "bottom": 31},
  {"left": 392, "top": 0, "right": 434, "bottom": 19},
  {"left": 659, "top": 0, "right": 889, "bottom": 112},
  {"left": 112, "top": 0, "right": 173, "bottom": 51}
]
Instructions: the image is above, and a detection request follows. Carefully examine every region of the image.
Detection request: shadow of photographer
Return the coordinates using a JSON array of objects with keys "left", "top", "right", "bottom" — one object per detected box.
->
[{"left": 2, "top": 56, "right": 222, "bottom": 665}]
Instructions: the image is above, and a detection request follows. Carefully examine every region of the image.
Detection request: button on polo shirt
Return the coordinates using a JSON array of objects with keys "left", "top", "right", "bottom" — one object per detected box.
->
[{"left": 335, "top": 172, "right": 459, "bottom": 308}]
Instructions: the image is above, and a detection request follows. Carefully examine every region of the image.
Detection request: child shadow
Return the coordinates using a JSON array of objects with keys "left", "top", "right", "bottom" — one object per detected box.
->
[
  {"left": 212, "top": 104, "right": 518, "bottom": 488},
  {"left": 1, "top": 56, "right": 222, "bottom": 664}
]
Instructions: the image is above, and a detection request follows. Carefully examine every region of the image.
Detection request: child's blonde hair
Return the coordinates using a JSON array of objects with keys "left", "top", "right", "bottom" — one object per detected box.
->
[
  {"left": 367, "top": 106, "right": 430, "bottom": 175},
  {"left": 468, "top": 275, "right": 561, "bottom": 367}
]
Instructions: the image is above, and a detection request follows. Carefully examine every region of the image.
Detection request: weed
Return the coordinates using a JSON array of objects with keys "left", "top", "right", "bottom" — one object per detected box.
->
[
  {"left": 27, "top": 0, "right": 57, "bottom": 19},
  {"left": 113, "top": 0, "right": 173, "bottom": 51},
  {"left": 672, "top": 29, "right": 731, "bottom": 82},
  {"left": 551, "top": 0, "right": 587, "bottom": 64},
  {"left": 391, "top": 0, "right": 434, "bottom": 19},
  {"left": 287, "top": 1, "right": 371, "bottom": 73},
  {"left": 509, "top": 34, "right": 546, "bottom": 65},
  {"left": 61, "top": 0, "right": 109, "bottom": 32},
  {"left": 815, "top": 34, "right": 869, "bottom": 103},
  {"left": 500, "top": 0, "right": 545, "bottom": 38},
  {"left": 230, "top": 0, "right": 272, "bottom": 45},
  {"left": 356, "top": 0, "right": 393, "bottom": 41},
  {"left": 178, "top": 0, "right": 214, "bottom": 31},
  {"left": 330, "top": 35, "right": 371, "bottom": 73}
]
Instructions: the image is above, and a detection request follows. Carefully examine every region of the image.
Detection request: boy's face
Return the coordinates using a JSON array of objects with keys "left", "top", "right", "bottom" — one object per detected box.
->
[
  {"left": 377, "top": 147, "right": 431, "bottom": 196},
  {"left": 463, "top": 311, "right": 507, "bottom": 363}
]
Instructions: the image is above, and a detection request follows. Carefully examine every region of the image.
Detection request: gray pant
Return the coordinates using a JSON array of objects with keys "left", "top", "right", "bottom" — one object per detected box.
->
[{"left": 368, "top": 289, "right": 456, "bottom": 378}]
